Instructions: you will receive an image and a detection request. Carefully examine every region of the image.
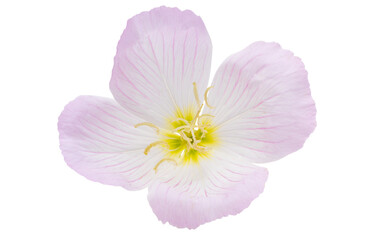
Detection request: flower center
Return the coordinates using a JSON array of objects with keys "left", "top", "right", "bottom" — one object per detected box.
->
[{"left": 135, "top": 83, "right": 218, "bottom": 172}]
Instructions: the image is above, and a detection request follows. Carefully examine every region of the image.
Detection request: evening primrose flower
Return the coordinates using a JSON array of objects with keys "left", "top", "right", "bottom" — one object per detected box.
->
[{"left": 58, "top": 6, "right": 316, "bottom": 229}]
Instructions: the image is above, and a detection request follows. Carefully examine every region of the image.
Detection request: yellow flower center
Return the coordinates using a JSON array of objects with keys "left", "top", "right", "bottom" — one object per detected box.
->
[{"left": 135, "top": 83, "right": 218, "bottom": 172}]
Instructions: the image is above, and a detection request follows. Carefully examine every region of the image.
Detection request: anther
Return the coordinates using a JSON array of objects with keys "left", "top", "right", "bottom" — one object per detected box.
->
[
  {"left": 174, "top": 125, "right": 192, "bottom": 132},
  {"left": 179, "top": 131, "right": 193, "bottom": 148},
  {"left": 198, "top": 126, "right": 207, "bottom": 138},
  {"left": 171, "top": 118, "right": 190, "bottom": 125},
  {"left": 193, "top": 141, "right": 210, "bottom": 152},
  {"left": 193, "top": 82, "right": 201, "bottom": 107},
  {"left": 135, "top": 122, "right": 160, "bottom": 134},
  {"left": 154, "top": 158, "right": 178, "bottom": 172},
  {"left": 198, "top": 114, "right": 214, "bottom": 124},
  {"left": 191, "top": 104, "right": 203, "bottom": 125},
  {"left": 204, "top": 86, "right": 215, "bottom": 109},
  {"left": 144, "top": 141, "right": 169, "bottom": 155},
  {"left": 190, "top": 128, "right": 197, "bottom": 143}
]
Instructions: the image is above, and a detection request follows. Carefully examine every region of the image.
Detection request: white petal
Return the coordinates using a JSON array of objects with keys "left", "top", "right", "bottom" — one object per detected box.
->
[
  {"left": 58, "top": 96, "right": 164, "bottom": 190},
  {"left": 147, "top": 149, "right": 268, "bottom": 228},
  {"left": 204, "top": 42, "right": 316, "bottom": 163},
  {"left": 110, "top": 7, "right": 212, "bottom": 126}
]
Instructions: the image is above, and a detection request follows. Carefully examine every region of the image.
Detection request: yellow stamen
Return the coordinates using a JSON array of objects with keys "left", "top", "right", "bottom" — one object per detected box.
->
[
  {"left": 136, "top": 82, "right": 218, "bottom": 167},
  {"left": 198, "top": 114, "right": 214, "bottom": 124},
  {"left": 174, "top": 125, "right": 192, "bottom": 132},
  {"left": 154, "top": 158, "right": 178, "bottom": 172},
  {"left": 135, "top": 122, "right": 160, "bottom": 134},
  {"left": 195, "top": 145, "right": 210, "bottom": 152},
  {"left": 193, "top": 82, "right": 201, "bottom": 107},
  {"left": 198, "top": 126, "right": 207, "bottom": 138},
  {"left": 144, "top": 141, "right": 169, "bottom": 155},
  {"left": 191, "top": 104, "right": 203, "bottom": 125},
  {"left": 190, "top": 127, "right": 197, "bottom": 143},
  {"left": 171, "top": 117, "right": 190, "bottom": 125},
  {"left": 179, "top": 131, "right": 193, "bottom": 148},
  {"left": 204, "top": 86, "right": 215, "bottom": 109}
]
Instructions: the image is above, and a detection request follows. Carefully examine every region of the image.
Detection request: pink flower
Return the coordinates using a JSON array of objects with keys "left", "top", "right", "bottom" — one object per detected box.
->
[{"left": 58, "top": 6, "right": 316, "bottom": 229}]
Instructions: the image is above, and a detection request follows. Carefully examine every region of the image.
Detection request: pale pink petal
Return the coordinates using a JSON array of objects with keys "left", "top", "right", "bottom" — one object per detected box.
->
[
  {"left": 110, "top": 6, "right": 212, "bottom": 126},
  {"left": 58, "top": 96, "right": 164, "bottom": 190},
  {"left": 204, "top": 42, "right": 316, "bottom": 163},
  {"left": 147, "top": 149, "right": 268, "bottom": 229}
]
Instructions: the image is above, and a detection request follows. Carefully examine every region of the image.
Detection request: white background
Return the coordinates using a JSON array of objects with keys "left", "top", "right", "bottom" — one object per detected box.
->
[{"left": 1, "top": 0, "right": 367, "bottom": 239}]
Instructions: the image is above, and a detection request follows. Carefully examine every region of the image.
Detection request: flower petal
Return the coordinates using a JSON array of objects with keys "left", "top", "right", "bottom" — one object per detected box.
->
[
  {"left": 204, "top": 42, "right": 316, "bottom": 163},
  {"left": 147, "top": 150, "right": 268, "bottom": 229},
  {"left": 58, "top": 96, "right": 164, "bottom": 190},
  {"left": 110, "top": 6, "right": 212, "bottom": 126}
]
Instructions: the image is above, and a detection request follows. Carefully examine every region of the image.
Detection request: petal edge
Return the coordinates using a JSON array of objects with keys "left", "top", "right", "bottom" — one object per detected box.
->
[
  {"left": 205, "top": 41, "right": 316, "bottom": 163},
  {"left": 147, "top": 160, "right": 268, "bottom": 229},
  {"left": 110, "top": 6, "right": 212, "bottom": 127},
  {"left": 58, "top": 96, "right": 163, "bottom": 190}
]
